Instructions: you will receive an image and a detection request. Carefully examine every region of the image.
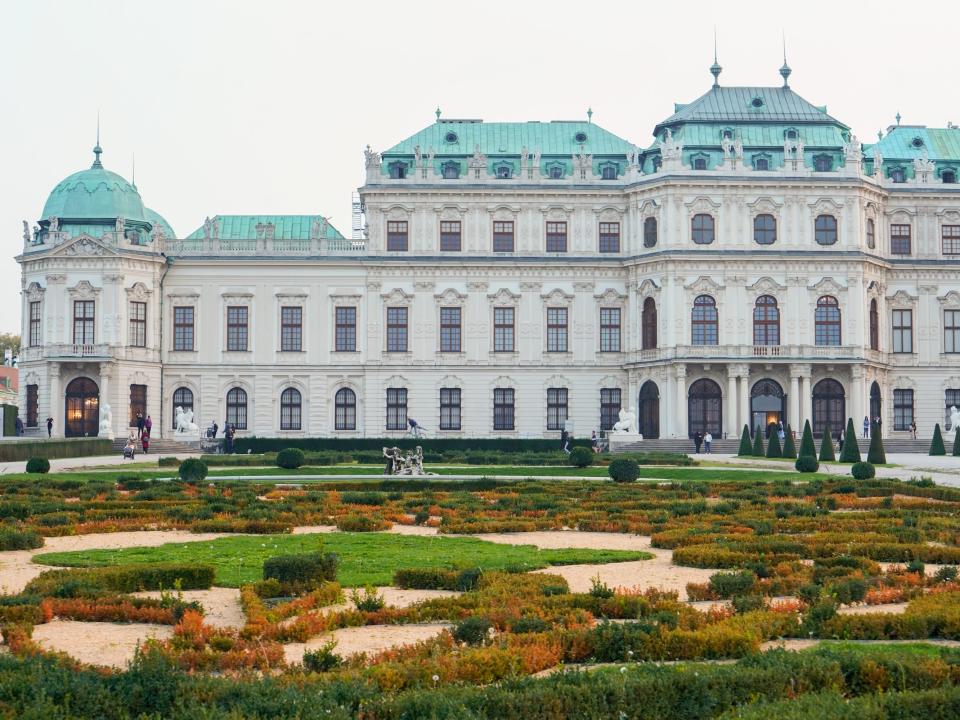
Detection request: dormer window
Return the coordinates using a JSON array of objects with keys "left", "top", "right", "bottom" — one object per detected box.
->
[
  {"left": 943, "top": 170, "right": 957, "bottom": 184},
  {"left": 752, "top": 154, "right": 771, "bottom": 171},
  {"left": 721, "top": 129, "right": 734, "bottom": 140},
  {"left": 495, "top": 164, "right": 512, "bottom": 179},
  {"left": 600, "top": 164, "right": 617, "bottom": 180},
  {"left": 814, "top": 154, "right": 833, "bottom": 172},
  {"left": 750, "top": 96, "right": 764, "bottom": 108},
  {"left": 693, "top": 158, "right": 707, "bottom": 170},
  {"left": 785, "top": 129, "right": 798, "bottom": 140},
  {"left": 890, "top": 167, "right": 906, "bottom": 183},
  {"left": 444, "top": 131, "right": 459, "bottom": 144},
  {"left": 547, "top": 164, "right": 564, "bottom": 179},
  {"left": 388, "top": 161, "right": 408, "bottom": 179},
  {"left": 441, "top": 162, "right": 460, "bottom": 179}
]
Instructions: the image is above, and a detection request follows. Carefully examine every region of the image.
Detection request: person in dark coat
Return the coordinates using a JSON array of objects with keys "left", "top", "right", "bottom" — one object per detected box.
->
[
  {"left": 46, "top": 417, "right": 53, "bottom": 437},
  {"left": 693, "top": 431, "right": 703, "bottom": 454},
  {"left": 136, "top": 412, "right": 145, "bottom": 438},
  {"left": 224, "top": 424, "right": 235, "bottom": 453}
]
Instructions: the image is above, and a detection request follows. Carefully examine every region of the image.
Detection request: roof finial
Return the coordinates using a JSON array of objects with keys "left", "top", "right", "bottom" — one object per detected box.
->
[
  {"left": 435, "top": 107, "right": 441, "bottom": 121},
  {"left": 92, "top": 112, "right": 103, "bottom": 168},
  {"left": 131, "top": 153, "right": 136, "bottom": 188},
  {"left": 587, "top": 107, "right": 593, "bottom": 123},
  {"left": 779, "top": 31, "right": 792, "bottom": 88},
  {"left": 895, "top": 111, "right": 901, "bottom": 126},
  {"left": 709, "top": 28, "right": 722, "bottom": 88}
]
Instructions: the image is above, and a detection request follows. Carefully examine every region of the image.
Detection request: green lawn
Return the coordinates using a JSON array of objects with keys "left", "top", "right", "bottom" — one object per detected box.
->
[{"left": 33, "top": 532, "right": 651, "bottom": 588}]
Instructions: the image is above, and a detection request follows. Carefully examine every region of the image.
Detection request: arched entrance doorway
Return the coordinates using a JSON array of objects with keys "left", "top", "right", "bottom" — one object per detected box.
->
[
  {"left": 751, "top": 379, "right": 785, "bottom": 436},
  {"left": 65, "top": 377, "right": 100, "bottom": 437},
  {"left": 688, "top": 378, "right": 722, "bottom": 439},
  {"left": 870, "top": 382, "right": 882, "bottom": 425},
  {"left": 813, "top": 379, "right": 845, "bottom": 438},
  {"left": 638, "top": 381, "right": 660, "bottom": 439}
]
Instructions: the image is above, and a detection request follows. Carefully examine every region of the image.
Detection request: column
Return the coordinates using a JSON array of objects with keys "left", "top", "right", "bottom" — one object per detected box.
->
[
  {"left": 675, "top": 364, "right": 687, "bottom": 438},
  {"left": 665, "top": 371, "right": 676, "bottom": 437},
  {"left": 738, "top": 367, "right": 750, "bottom": 433},
  {"left": 789, "top": 372, "right": 801, "bottom": 432},
  {"left": 48, "top": 363, "right": 61, "bottom": 438},
  {"left": 801, "top": 374, "right": 812, "bottom": 430},
  {"left": 726, "top": 367, "right": 738, "bottom": 439},
  {"left": 98, "top": 362, "right": 113, "bottom": 439},
  {"left": 850, "top": 365, "right": 864, "bottom": 430}
]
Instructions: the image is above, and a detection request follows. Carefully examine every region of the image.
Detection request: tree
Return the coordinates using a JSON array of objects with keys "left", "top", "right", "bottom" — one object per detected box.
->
[
  {"left": 799, "top": 420, "right": 817, "bottom": 459},
  {"left": 953, "top": 428, "right": 960, "bottom": 457},
  {"left": 782, "top": 425, "right": 797, "bottom": 459},
  {"left": 867, "top": 422, "right": 886, "bottom": 465},
  {"left": 839, "top": 418, "right": 861, "bottom": 463},
  {"left": 818, "top": 430, "right": 836, "bottom": 462},
  {"left": 766, "top": 429, "right": 782, "bottom": 458},
  {"left": 737, "top": 425, "right": 752, "bottom": 457},
  {"left": 930, "top": 423, "right": 946, "bottom": 456},
  {"left": 752, "top": 427, "right": 765, "bottom": 457},
  {"left": 0, "top": 332, "right": 19, "bottom": 360}
]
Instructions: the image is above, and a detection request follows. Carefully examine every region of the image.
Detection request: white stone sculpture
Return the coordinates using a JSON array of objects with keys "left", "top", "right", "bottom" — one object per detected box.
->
[
  {"left": 48, "top": 217, "right": 59, "bottom": 232},
  {"left": 174, "top": 405, "right": 199, "bottom": 434},
  {"left": 382, "top": 446, "right": 432, "bottom": 476},
  {"left": 611, "top": 407, "right": 637, "bottom": 434},
  {"left": 22, "top": 221, "right": 31, "bottom": 243},
  {"left": 99, "top": 403, "right": 114, "bottom": 439},
  {"left": 950, "top": 406, "right": 960, "bottom": 435},
  {"left": 873, "top": 147, "right": 884, "bottom": 178}
]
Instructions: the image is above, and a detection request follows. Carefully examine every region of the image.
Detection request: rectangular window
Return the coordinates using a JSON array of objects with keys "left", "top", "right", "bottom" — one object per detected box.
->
[
  {"left": 943, "top": 225, "right": 960, "bottom": 255},
  {"left": 440, "top": 220, "right": 462, "bottom": 251},
  {"left": 890, "top": 224, "right": 911, "bottom": 255},
  {"left": 335, "top": 307, "right": 357, "bottom": 352},
  {"left": 546, "top": 307, "right": 568, "bottom": 352},
  {"left": 26, "top": 384, "right": 38, "bottom": 427},
  {"left": 386, "top": 307, "right": 408, "bottom": 352},
  {"left": 73, "top": 300, "right": 95, "bottom": 345},
  {"left": 387, "top": 220, "right": 408, "bottom": 251},
  {"left": 280, "top": 306, "right": 302, "bottom": 352},
  {"left": 129, "top": 384, "right": 147, "bottom": 427},
  {"left": 598, "top": 222, "right": 620, "bottom": 253},
  {"left": 493, "top": 388, "right": 515, "bottom": 430},
  {"left": 439, "top": 387, "right": 461, "bottom": 430},
  {"left": 439, "top": 307, "right": 461, "bottom": 352},
  {"left": 546, "top": 221, "right": 567, "bottom": 253},
  {"left": 129, "top": 301, "right": 147, "bottom": 347},
  {"left": 600, "top": 388, "right": 621, "bottom": 431},
  {"left": 493, "top": 220, "right": 514, "bottom": 252},
  {"left": 946, "top": 310, "right": 960, "bottom": 354},
  {"left": 173, "top": 306, "right": 194, "bottom": 351},
  {"left": 226, "top": 306, "right": 249, "bottom": 351},
  {"left": 892, "top": 309, "right": 913, "bottom": 353},
  {"left": 600, "top": 308, "right": 621, "bottom": 352},
  {"left": 893, "top": 389, "right": 914, "bottom": 431},
  {"left": 386, "top": 387, "right": 407, "bottom": 430},
  {"left": 546, "top": 387, "right": 568, "bottom": 430},
  {"left": 494, "top": 307, "right": 515, "bottom": 352},
  {"left": 28, "top": 301, "right": 41, "bottom": 347}
]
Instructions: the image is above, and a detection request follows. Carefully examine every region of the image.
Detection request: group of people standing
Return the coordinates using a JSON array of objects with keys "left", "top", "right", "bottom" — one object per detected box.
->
[
  {"left": 133, "top": 412, "right": 153, "bottom": 453},
  {"left": 692, "top": 431, "right": 714, "bottom": 453},
  {"left": 205, "top": 421, "right": 237, "bottom": 453}
]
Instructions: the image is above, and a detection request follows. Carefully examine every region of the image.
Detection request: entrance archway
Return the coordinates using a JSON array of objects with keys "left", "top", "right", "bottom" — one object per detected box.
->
[
  {"left": 813, "top": 379, "right": 845, "bottom": 438},
  {"left": 751, "top": 379, "right": 785, "bottom": 436},
  {"left": 65, "top": 377, "right": 100, "bottom": 437},
  {"left": 870, "top": 382, "right": 882, "bottom": 425},
  {"left": 638, "top": 381, "right": 660, "bottom": 439},
  {"left": 688, "top": 378, "right": 722, "bottom": 438}
]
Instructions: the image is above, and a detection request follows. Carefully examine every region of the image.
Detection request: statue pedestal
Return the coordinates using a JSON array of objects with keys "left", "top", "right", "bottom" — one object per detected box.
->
[
  {"left": 174, "top": 429, "right": 201, "bottom": 441},
  {"left": 608, "top": 433, "right": 643, "bottom": 451},
  {"left": 100, "top": 428, "right": 115, "bottom": 441}
]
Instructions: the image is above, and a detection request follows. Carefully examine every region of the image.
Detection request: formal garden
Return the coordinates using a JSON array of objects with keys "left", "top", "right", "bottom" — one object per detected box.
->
[{"left": 3, "top": 428, "right": 960, "bottom": 718}]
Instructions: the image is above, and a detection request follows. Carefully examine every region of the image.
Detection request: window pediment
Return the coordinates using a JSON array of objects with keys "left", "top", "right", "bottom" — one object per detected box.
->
[
  {"left": 594, "top": 287, "right": 627, "bottom": 306},
  {"left": 748, "top": 196, "right": 782, "bottom": 214},
  {"left": 384, "top": 374, "right": 408, "bottom": 389},
  {"left": 381, "top": 287, "right": 414, "bottom": 304},
  {"left": 489, "top": 375, "right": 517, "bottom": 390},
  {"left": 807, "top": 277, "right": 846, "bottom": 295},
  {"left": 637, "top": 278, "right": 661, "bottom": 298},
  {"left": 55, "top": 235, "right": 116, "bottom": 257},
  {"left": 809, "top": 198, "right": 843, "bottom": 214},
  {"left": 436, "top": 374, "right": 463, "bottom": 390},
  {"left": 939, "top": 291, "right": 960, "bottom": 308},
  {"left": 67, "top": 280, "right": 101, "bottom": 299},
  {"left": 434, "top": 288, "right": 467, "bottom": 306},
  {"left": 684, "top": 275, "right": 723, "bottom": 295},
  {"left": 684, "top": 196, "right": 721, "bottom": 215},
  {"left": 125, "top": 282, "right": 152, "bottom": 301},
  {"left": 25, "top": 282, "right": 45, "bottom": 302},
  {"left": 638, "top": 199, "right": 660, "bottom": 216},
  {"left": 487, "top": 287, "right": 521, "bottom": 306},
  {"left": 747, "top": 276, "right": 786, "bottom": 298},
  {"left": 542, "top": 374, "right": 571, "bottom": 390},
  {"left": 887, "top": 289, "right": 918, "bottom": 308},
  {"left": 540, "top": 288, "right": 575, "bottom": 306}
]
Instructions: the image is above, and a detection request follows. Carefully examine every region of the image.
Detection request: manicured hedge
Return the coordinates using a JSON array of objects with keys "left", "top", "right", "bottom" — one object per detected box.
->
[
  {"left": 0, "top": 437, "right": 112, "bottom": 462},
  {"left": 234, "top": 436, "right": 592, "bottom": 454},
  {"left": 1, "top": 404, "right": 16, "bottom": 436},
  {"left": 0, "top": 525, "right": 43, "bottom": 550},
  {"left": 393, "top": 567, "right": 484, "bottom": 591},
  {"left": 24, "top": 563, "right": 215, "bottom": 595},
  {"left": 262, "top": 551, "right": 338, "bottom": 590}
]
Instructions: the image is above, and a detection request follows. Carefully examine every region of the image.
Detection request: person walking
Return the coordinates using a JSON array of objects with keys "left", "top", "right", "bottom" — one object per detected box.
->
[
  {"left": 224, "top": 423, "right": 235, "bottom": 454},
  {"left": 145, "top": 415, "right": 153, "bottom": 436},
  {"left": 141, "top": 428, "right": 150, "bottom": 454},
  {"left": 704, "top": 431, "right": 713, "bottom": 454},
  {"left": 135, "top": 411, "right": 144, "bottom": 439},
  {"left": 591, "top": 430, "right": 600, "bottom": 453},
  {"left": 46, "top": 417, "right": 53, "bottom": 437},
  {"left": 212, "top": 421, "right": 219, "bottom": 438},
  {"left": 910, "top": 420, "right": 917, "bottom": 440},
  {"left": 14, "top": 416, "right": 23, "bottom": 437},
  {"left": 863, "top": 416, "right": 870, "bottom": 439},
  {"left": 693, "top": 431, "right": 703, "bottom": 454}
]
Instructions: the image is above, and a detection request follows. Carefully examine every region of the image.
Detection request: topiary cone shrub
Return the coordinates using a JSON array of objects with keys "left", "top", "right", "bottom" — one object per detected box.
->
[
  {"left": 765, "top": 430, "right": 782, "bottom": 458},
  {"left": 737, "top": 425, "right": 753, "bottom": 456},
  {"left": 25, "top": 457, "right": 50, "bottom": 474},
  {"left": 568, "top": 446, "right": 594, "bottom": 468},
  {"left": 799, "top": 420, "right": 817, "bottom": 458},
  {"left": 608, "top": 458, "right": 639, "bottom": 483},
  {"left": 839, "top": 418, "right": 861, "bottom": 463},
  {"left": 818, "top": 429, "right": 836, "bottom": 462},
  {"left": 781, "top": 425, "right": 797, "bottom": 459},
  {"left": 277, "top": 448, "right": 306, "bottom": 469},
  {"left": 851, "top": 461, "right": 875, "bottom": 480},
  {"left": 178, "top": 458, "right": 208, "bottom": 483},
  {"left": 953, "top": 428, "right": 960, "bottom": 457},
  {"left": 930, "top": 424, "right": 946, "bottom": 456},
  {"left": 752, "top": 428, "right": 764, "bottom": 457},
  {"left": 867, "top": 422, "right": 886, "bottom": 465}
]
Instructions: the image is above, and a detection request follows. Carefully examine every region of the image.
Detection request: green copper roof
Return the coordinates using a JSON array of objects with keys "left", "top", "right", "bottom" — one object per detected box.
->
[
  {"left": 41, "top": 159, "right": 146, "bottom": 222},
  {"left": 675, "top": 123, "right": 847, "bottom": 148},
  {"left": 654, "top": 86, "right": 846, "bottom": 136},
  {"left": 185, "top": 215, "right": 345, "bottom": 241},
  {"left": 865, "top": 126, "right": 960, "bottom": 161},
  {"left": 144, "top": 207, "right": 176, "bottom": 239},
  {"left": 383, "top": 120, "right": 635, "bottom": 157}
]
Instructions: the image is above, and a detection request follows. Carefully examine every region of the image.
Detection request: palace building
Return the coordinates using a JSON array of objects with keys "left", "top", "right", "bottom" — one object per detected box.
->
[{"left": 16, "top": 61, "right": 960, "bottom": 442}]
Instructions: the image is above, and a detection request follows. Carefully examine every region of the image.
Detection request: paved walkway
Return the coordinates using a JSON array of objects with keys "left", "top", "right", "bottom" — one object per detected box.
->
[{"left": 0, "top": 453, "right": 196, "bottom": 475}]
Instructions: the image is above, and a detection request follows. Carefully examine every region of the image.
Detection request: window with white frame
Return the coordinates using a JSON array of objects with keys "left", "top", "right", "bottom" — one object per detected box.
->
[
  {"left": 440, "top": 307, "right": 462, "bottom": 352},
  {"left": 280, "top": 306, "right": 302, "bottom": 352},
  {"left": 439, "top": 387, "right": 461, "bottom": 430},
  {"left": 546, "top": 387, "right": 568, "bottom": 430},
  {"left": 600, "top": 308, "right": 621, "bottom": 352},
  {"left": 226, "top": 306, "right": 248, "bottom": 351},
  {"left": 386, "top": 307, "right": 408, "bottom": 352},
  {"left": 386, "top": 388, "right": 407, "bottom": 430},
  {"left": 546, "top": 308, "right": 568, "bottom": 352},
  {"left": 335, "top": 388, "right": 356, "bottom": 430},
  {"left": 280, "top": 387, "right": 302, "bottom": 430},
  {"left": 173, "top": 306, "right": 194, "bottom": 351},
  {"left": 945, "top": 310, "right": 960, "bottom": 353},
  {"left": 440, "top": 220, "right": 462, "bottom": 252},
  {"left": 493, "top": 388, "right": 515, "bottom": 430},
  {"left": 494, "top": 307, "right": 515, "bottom": 352},
  {"left": 893, "top": 389, "right": 914, "bottom": 431},
  {"left": 892, "top": 309, "right": 913, "bottom": 353},
  {"left": 943, "top": 225, "right": 960, "bottom": 255},
  {"left": 546, "top": 221, "right": 567, "bottom": 253},
  {"left": 600, "top": 388, "right": 621, "bottom": 431},
  {"left": 598, "top": 222, "right": 620, "bottom": 253},
  {"left": 335, "top": 307, "right": 357, "bottom": 352},
  {"left": 129, "top": 301, "right": 146, "bottom": 347},
  {"left": 28, "top": 301, "right": 41, "bottom": 347}
]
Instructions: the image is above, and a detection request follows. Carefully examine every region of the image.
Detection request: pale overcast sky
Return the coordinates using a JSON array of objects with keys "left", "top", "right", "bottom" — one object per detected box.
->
[{"left": 2, "top": 0, "right": 958, "bottom": 334}]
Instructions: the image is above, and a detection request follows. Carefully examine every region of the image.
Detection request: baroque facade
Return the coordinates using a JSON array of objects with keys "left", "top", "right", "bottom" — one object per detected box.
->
[{"left": 16, "top": 63, "right": 960, "bottom": 441}]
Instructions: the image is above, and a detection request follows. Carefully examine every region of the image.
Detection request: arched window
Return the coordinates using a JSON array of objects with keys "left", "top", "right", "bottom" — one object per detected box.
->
[
  {"left": 866, "top": 218, "right": 876, "bottom": 249},
  {"left": 643, "top": 217, "right": 658, "bottom": 248},
  {"left": 692, "top": 157, "right": 707, "bottom": 170},
  {"left": 601, "top": 165, "right": 617, "bottom": 180},
  {"left": 691, "top": 214, "right": 715, "bottom": 244},
  {"left": 495, "top": 164, "right": 512, "bottom": 179},
  {"left": 688, "top": 378, "right": 722, "bottom": 438},
  {"left": 751, "top": 379, "right": 785, "bottom": 435},
  {"left": 890, "top": 167, "right": 905, "bottom": 183},
  {"left": 226, "top": 387, "right": 247, "bottom": 430},
  {"left": 815, "top": 296, "right": 841, "bottom": 346},
  {"left": 335, "top": 388, "right": 356, "bottom": 430},
  {"left": 815, "top": 215, "right": 838, "bottom": 245},
  {"left": 753, "top": 295, "right": 780, "bottom": 346},
  {"left": 869, "top": 299, "right": 879, "bottom": 351},
  {"left": 786, "top": 129, "right": 798, "bottom": 140},
  {"left": 548, "top": 165, "right": 564, "bottom": 179},
  {"left": 638, "top": 381, "right": 660, "bottom": 439},
  {"left": 65, "top": 377, "right": 100, "bottom": 438},
  {"left": 812, "top": 379, "right": 845, "bottom": 437},
  {"left": 642, "top": 297, "right": 657, "bottom": 350},
  {"left": 945, "top": 389, "right": 960, "bottom": 430},
  {"left": 280, "top": 387, "right": 302, "bottom": 430},
  {"left": 172, "top": 387, "right": 194, "bottom": 429},
  {"left": 691, "top": 295, "right": 718, "bottom": 345},
  {"left": 753, "top": 214, "right": 776, "bottom": 245}
]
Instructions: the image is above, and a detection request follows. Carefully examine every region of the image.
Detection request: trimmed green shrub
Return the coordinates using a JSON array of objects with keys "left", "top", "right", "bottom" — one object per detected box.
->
[
  {"left": 818, "top": 431, "right": 836, "bottom": 462},
  {"left": 839, "top": 418, "right": 861, "bottom": 463},
  {"left": 1, "top": 404, "right": 15, "bottom": 437},
  {"left": 0, "top": 526, "right": 43, "bottom": 550},
  {"left": 453, "top": 616, "right": 492, "bottom": 646},
  {"left": 177, "top": 458, "right": 208, "bottom": 483},
  {"left": 0, "top": 437, "right": 112, "bottom": 463},
  {"left": 392, "top": 567, "right": 483, "bottom": 591},
  {"left": 732, "top": 594, "right": 765, "bottom": 614},
  {"left": 765, "top": 431, "right": 782, "bottom": 458},
  {"left": 782, "top": 424, "right": 797, "bottom": 459},
  {"left": 302, "top": 641, "right": 342, "bottom": 672},
  {"left": 708, "top": 570, "right": 756, "bottom": 598},
  {"left": 335, "top": 514, "right": 390, "bottom": 532},
  {"left": 235, "top": 436, "right": 593, "bottom": 454},
  {"left": 262, "top": 551, "right": 338, "bottom": 591},
  {"left": 25, "top": 457, "right": 50, "bottom": 474},
  {"left": 867, "top": 422, "right": 886, "bottom": 464},
  {"left": 851, "top": 461, "right": 875, "bottom": 480},
  {"left": 511, "top": 616, "right": 551, "bottom": 634},
  {"left": 930, "top": 423, "right": 946, "bottom": 455},
  {"left": 568, "top": 446, "right": 594, "bottom": 468},
  {"left": 24, "top": 563, "right": 215, "bottom": 596},
  {"left": 608, "top": 458, "right": 639, "bottom": 483},
  {"left": 737, "top": 425, "right": 753, "bottom": 456},
  {"left": 954, "top": 428, "right": 960, "bottom": 456},
  {"left": 752, "top": 428, "right": 764, "bottom": 456},
  {"left": 799, "top": 420, "right": 817, "bottom": 458},
  {"left": 795, "top": 454, "right": 819, "bottom": 473},
  {"left": 276, "top": 448, "right": 306, "bottom": 469}
]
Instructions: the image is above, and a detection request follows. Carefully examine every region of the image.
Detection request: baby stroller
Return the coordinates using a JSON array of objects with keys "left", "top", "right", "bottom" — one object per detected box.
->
[{"left": 122, "top": 436, "right": 136, "bottom": 460}]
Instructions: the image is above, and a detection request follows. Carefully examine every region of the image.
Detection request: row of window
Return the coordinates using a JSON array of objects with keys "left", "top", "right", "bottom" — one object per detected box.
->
[{"left": 388, "top": 160, "right": 621, "bottom": 181}]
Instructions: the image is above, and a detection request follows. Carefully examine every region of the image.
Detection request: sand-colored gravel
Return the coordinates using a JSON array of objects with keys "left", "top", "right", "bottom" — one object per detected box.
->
[
  {"left": 32, "top": 620, "right": 173, "bottom": 669},
  {"left": 837, "top": 602, "right": 909, "bottom": 615},
  {"left": 131, "top": 587, "right": 245, "bottom": 628},
  {"left": 283, "top": 622, "right": 451, "bottom": 665}
]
